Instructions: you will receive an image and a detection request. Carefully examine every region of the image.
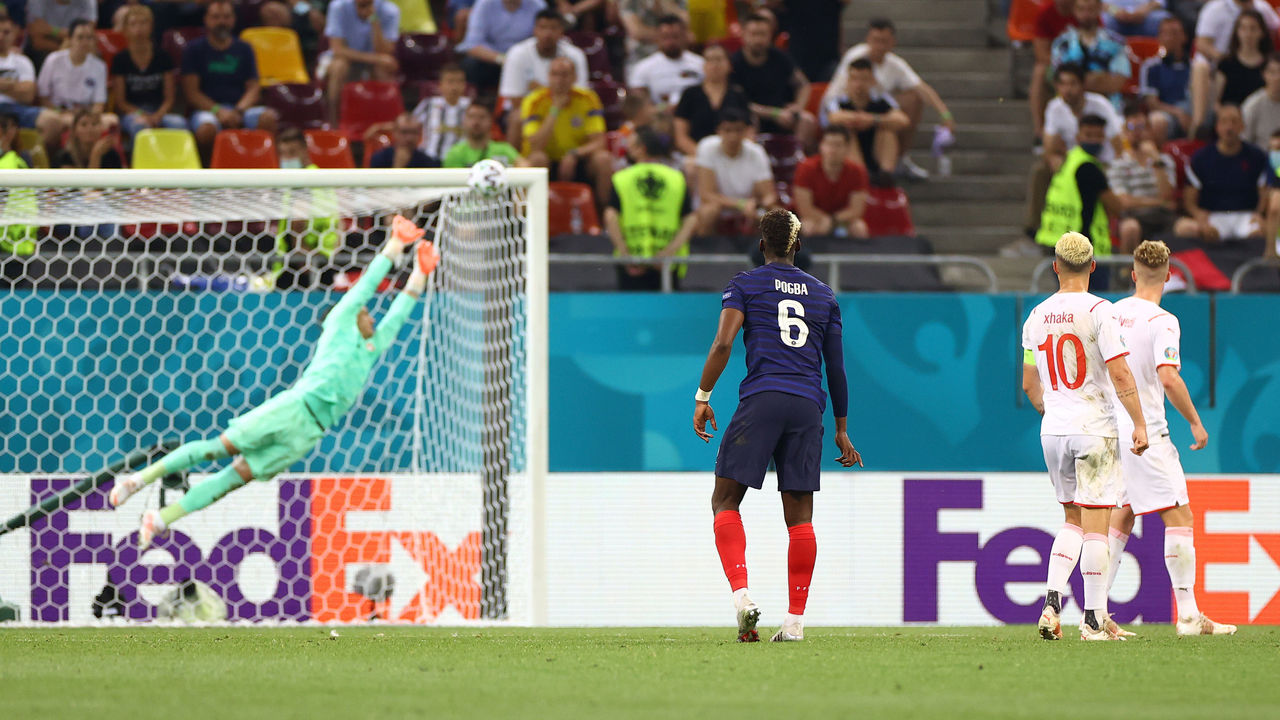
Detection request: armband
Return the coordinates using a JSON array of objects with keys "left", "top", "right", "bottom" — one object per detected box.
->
[
  {"left": 1023, "top": 348, "right": 1035, "bottom": 366},
  {"left": 695, "top": 388, "right": 712, "bottom": 402}
]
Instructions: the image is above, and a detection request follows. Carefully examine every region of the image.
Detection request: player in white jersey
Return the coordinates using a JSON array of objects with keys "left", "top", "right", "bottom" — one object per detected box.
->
[
  {"left": 1022, "top": 232, "right": 1149, "bottom": 642},
  {"left": 1102, "top": 241, "right": 1237, "bottom": 636}
]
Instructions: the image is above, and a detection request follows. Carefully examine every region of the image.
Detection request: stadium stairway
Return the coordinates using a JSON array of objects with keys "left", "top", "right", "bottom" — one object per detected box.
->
[{"left": 844, "top": 0, "right": 1037, "bottom": 290}]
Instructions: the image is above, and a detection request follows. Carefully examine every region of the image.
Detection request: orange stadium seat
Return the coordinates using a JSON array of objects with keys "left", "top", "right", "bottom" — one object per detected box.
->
[
  {"left": 163, "top": 27, "right": 205, "bottom": 67},
  {"left": 806, "top": 82, "right": 828, "bottom": 117},
  {"left": 1007, "top": 0, "right": 1041, "bottom": 43},
  {"left": 548, "top": 182, "right": 601, "bottom": 236},
  {"left": 211, "top": 129, "right": 279, "bottom": 168},
  {"left": 363, "top": 131, "right": 393, "bottom": 167},
  {"left": 864, "top": 186, "right": 916, "bottom": 237},
  {"left": 132, "top": 129, "right": 201, "bottom": 169},
  {"left": 96, "top": 29, "right": 126, "bottom": 67},
  {"left": 397, "top": 33, "right": 454, "bottom": 81},
  {"left": 340, "top": 80, "right": 403, "bottom": 141},
  {"left": 240, "top": 27, "right": 310, "bottom": 86},
  {"left": 262, "top": 83, "right": 328, "bottom": 130},
  {"left": 305, "top": 129, "right": 356, "bottom": 168}
]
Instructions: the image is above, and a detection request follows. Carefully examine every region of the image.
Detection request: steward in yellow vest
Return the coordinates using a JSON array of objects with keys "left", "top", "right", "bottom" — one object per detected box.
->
[{"left": 1036, "top": 114, "right": 1121, "bottom": 257}]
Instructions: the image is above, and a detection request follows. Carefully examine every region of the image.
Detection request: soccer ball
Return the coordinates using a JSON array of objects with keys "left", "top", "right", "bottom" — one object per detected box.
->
[{"left": 468, "top": 158, "right": 509, "bottom": 196}]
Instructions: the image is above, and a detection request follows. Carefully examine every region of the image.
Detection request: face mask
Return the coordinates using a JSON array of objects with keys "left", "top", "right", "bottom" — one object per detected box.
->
[
  {"left": 1269, "top": 150, "right": 1280, "bottom": 168},
  {"left": 280, "top": 158, "right": 303, "bottom": 169},
  {"left": 1079, "top": 142, "right": 1104, "bottom": 157}
]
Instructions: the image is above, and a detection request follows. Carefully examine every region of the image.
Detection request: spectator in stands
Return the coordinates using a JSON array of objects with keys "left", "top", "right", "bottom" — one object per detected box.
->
[
  {"left": 793, "top": 125, "right": 869, "bottom": 239},
  {"left": 369, "top": 112, "right": 441, "bottom": 168},
  {"left": 673, "top": 44, "right": 748, "bottom": 157},
  {"left": 54, "top": 108, "right": 123, "bottom": 168},
  {"left": 821, "top": 58, "right": 910, "bottom": 180},
  {"left": 553, "top": 0, "right": 607, "bottom": 31},
  {"left": 182, "top": 0, "right": 279, "bottom": 157},
  {"left": 1035, "top": 114, "right": 1126, "bottom": 272},
  {"left": 411, "top": 63, "right": 471, "bottom": 162},
  {"left": 36, "top": 19, "right": 115, "bottom": 131},
  {"left": 521, "top": 56, "right": 613, "bottom": 203},
  {"left": 499, "top": 9, "right": 588, "bottom": 142},
  {"left": 1183, "top": 103, "right": 1270, "bottom": 241},
  {"left": 605, "top": 128, "right": 697, "bottom": 290},
  {"left": 23, "top": 0, "right": 95, "bottom": 67},
  {"left": 694, "top": 106, "right": 779, "bottom": 236},
  {"left": 1030, "top": 0, "right": 1078, "bottom": 140},
  {"left": 618, "top": 0, "right": 689, "bottom": 70},
  {"left": 0, "top": 10, "right": 62, "bottom": 149},
  {"left": 273, "top": 127, "right": 340, "bottom": 289},
  {"left": 821, "top": 18, "right": 954, "bottom": 182},
  {"left": 1214, "top": 10, "right": 1271, "bottom": 112},
  {"left": 319, "top": 0, "right": 400, "bottom": 123},
  {"left": 1263, "top": 128, "right": 1280, "bottom": 257},
  {"left": 443, "top": 101, "right": 524, "bottom": 167},
  {"left": 1244, "top": 54, "right": 1280, "bottom": 145},
  {"left": 1108, "top": 102, "right": 1178, "bottom": 251},
  {"left": 1051, "top": 0, "right": 1131, "bottom": 108},
  {"left": 260, "top": 1, "right": 322, "bottom": 64},
  {"left": 276, "top": 126, "right": 312, "bottom": 168},
  {"left": 458, "top": 0, "right": 547, "bottom": 90},
  {"left": 768, "top": 0, "right": 845, "bottom": 82},
  {"left": 0, "top": 111, "right": 36, "bottom": 268},
  {"left": 111, "top": 4, "right": 186, "bottom": 141},
  {"left": 732, "top": 13, "right": 814, "bottom": 145},
  {"left": 450, "top": 0, "right": 477, "bottom": 40},
  {"left": 1190, "top": 0, "right": 1280, "bottom": 130},
  {"left": 1140, "top": 16, "right": 1192, "bottom": 144},
  {"left": 1103, "top": 0, "right": 1173, "bottom": 37},
  {"left": 629, "top": 14, "right": 703, "bottom": 106},
  {"left": 0, "top": 109, "right": 24, "bottom": 167}
]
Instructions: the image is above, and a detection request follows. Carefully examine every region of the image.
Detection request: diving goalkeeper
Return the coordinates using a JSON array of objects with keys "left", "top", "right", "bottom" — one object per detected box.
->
[{"left": 110, "top": 215, "right": 440, "bottom": 549}]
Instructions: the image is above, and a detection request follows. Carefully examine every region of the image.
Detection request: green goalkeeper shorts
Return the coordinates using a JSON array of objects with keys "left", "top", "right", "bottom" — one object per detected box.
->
[{"left": 224, "top": 389, "right": 326, "bottom": 479}]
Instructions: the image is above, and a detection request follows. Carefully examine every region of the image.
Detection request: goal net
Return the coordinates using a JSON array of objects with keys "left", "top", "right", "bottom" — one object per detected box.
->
[{"left": 0, "top": 169, "right": 548, "bottom": 626}]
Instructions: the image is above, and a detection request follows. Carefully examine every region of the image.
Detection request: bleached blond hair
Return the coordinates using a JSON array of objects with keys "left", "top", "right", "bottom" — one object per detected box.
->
[
  {"left": 760, "top": 209, "right": 802, "bottom": 256},
  {"left": 1055, "top": 231, "right": 1094, "bottom": 272}
]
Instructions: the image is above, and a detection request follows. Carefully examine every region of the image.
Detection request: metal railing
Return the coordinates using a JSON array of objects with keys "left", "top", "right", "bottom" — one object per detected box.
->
[
  {"left": 1029, "top": 255, "right": 1198, "bottom": 294},
  {"left": 551, "top": 253, "right": 1000, "bottom": 293},
  {"left": 1230, "top": 257, "right": 1280, "bottom": 293}
]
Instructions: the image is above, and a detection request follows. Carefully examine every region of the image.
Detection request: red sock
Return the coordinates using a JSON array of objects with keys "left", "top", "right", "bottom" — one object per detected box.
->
[
  {"left": 713, "top": 510, "right": 748, "bottom": 591},
  {"left": 787, "top": 523, "right": 817, "bottom": 615}
]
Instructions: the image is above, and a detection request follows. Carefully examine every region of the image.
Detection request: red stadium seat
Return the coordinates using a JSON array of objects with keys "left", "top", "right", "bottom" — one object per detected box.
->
[
  {"left": 548, "top": 182, "right": 601, "bottom": 236},
  {"left": 211, "top": 129, "right": 279, "bottom": 168},
  {"left": 163, "top": 27, "right": 205, "bottom": 67},
  {"left": 96, "top": 29, "right": 126, "bottom": 67},
  {"left": 340, "top": 80, "right": 404, "bottom": 141},
  {"left": 864, "top": 186, "right": 916, "bottom": 237},
  {"left": 1125, "top": 37, "right": 1162, "bottom": 93},
  {"left": 363, "top": 131, "right": 393, "bottom": 167},
  {"left": 592, "top": 79, "right": 626, "bottom": 132},
  {"left": 569, "top": 31, "right": 614, "bottom": 82},
  {"left": 805, "top": 82, "right": 828, "bottom": 117},
  {"left": 1007, "top": 0, "right": 1041, "bottom": 43},
  {"left": 1164, "top": 137, "right": 1207, "bottom": 202},
  {"left": 262, "top": 83, "right": 328, "bottom": 130},
  {"left": 305, "top": 129, "right": 356, "bottom": 168},
  {"left": 757, "top": 133, "right": 804, "bottom": 185},
  {"left": 397, "top": 33, "right": 455, "bottom": 81}
]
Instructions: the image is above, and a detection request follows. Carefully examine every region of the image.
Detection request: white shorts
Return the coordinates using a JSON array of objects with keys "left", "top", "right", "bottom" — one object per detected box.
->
[
  {"left": 1119, "top": 437, "right": 1189, "bottom": 515},
  {"left": 1041, "top": 434, "right": 1122, "bottom": 507},
  {"left": 1207, "top": 211, "right": 1261, "bottom": 240}
]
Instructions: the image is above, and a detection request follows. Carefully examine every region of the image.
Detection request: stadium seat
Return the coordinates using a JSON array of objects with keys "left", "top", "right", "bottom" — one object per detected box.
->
[
  {"left": 17, "top": 128, "right": 49, "bottom": 169},
  {"left": 262, "top": 83, "right": 328, "bottom": 130},
  {"left": 548, "top": 182, "right": 602, "bottom": 236},
  {"left": 1164, "top": 137, "right": 1207, "bottom": 202},
  {"left": 757, "top": 133, "right": 803, "bottom": 185},
  {"left": 864, "top": 186, "right": 916, "bottom": 237},
  {"left": 397, "top": 33, "right": 454, "bottom": 81},
  {"left": 363, "top": 131, "right": 393, "bottom": 167},
  {"left": 132, "top": 129, "right": 202, "bottom": 169},
  {"left": 240, "top": 27, "right": 310, "bottom": 86},
  {"left": 1007, "top": 0, "right": 1040, "bottom": 43},
  {"left": 340, "top": 80, "right": 403, "bottom": 141},
  {"left": 1125, "top": 37, "right": 1162, "bottom": 93},
  {"left": 390, "top": 0, "right": 439, "bottom": 35},
  {"left": 211, "top": 129, "right": 279, "bottom": 169},
  {"left": 592, "top": 79, "right": 626, "bottom": 132},
  {"left": 163, "top": 27, "right": 205, "bottom": 67},
  {"left": 805, "top": 82, "right": 828, "bottom": 117},
  {"left": 569, "top": 31, "right": 614, "bottom": 82},
  {"left": 95, "top": 29, "right": 126, "bottom": 67},
  {"left": 304, "top": 129, "right": 356, "bottom": 168}
]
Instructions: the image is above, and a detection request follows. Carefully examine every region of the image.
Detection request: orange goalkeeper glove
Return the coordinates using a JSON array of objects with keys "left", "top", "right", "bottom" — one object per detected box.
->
[{"left": 417, "top": 240, "right": 440, "bottom": 275}]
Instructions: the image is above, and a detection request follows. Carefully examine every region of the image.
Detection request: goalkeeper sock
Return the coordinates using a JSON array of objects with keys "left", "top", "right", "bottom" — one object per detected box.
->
[
  {"left": 1106, "top": 527, "right": 1129, "bottom": 592},
  {"left": 1046, "top": 523, "right": 1084, "bottom": 594},
  {"left": 786, "top": 523, "right": 816, "bottom": 615},
  {"left": 713, "top": 510, "right": 748, "bottom": 592},
  {"left": 159, "top": 465, "right": 248, "bottom": 525},
  {"left": 138, "top": 438, "right": 230, "bottom": 486}
]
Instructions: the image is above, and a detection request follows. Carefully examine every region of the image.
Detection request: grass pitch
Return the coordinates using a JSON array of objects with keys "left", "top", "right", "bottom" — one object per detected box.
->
[{"left": 1, "top": 626, "right": 1277, "bottom": 720}]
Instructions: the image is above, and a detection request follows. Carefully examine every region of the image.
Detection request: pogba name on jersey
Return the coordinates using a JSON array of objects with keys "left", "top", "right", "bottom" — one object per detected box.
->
[
  {"left": 775, "top": 279, "right": 810, "bottom": 295},
  {"left": 1043, "top": 311, "right": 1074, "bottom": 324}
]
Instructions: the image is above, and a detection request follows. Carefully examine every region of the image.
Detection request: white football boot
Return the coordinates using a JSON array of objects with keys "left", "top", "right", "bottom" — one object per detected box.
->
[
  {"left": 770, "top": 615, "right": 804, "bottom": 642},
  {"left": 735, "top": 593, "right": 761, "bottom": 643},
  {"left": 1080, "top": 613, "right": 1125, "bottom": 641},
  {"left": 109, "top": 472, "right": 144, "bottom": 507},
  {"left": 138, "top": 509, "right": 168, "bottom": 551},
  {"left": 1177, "top": 614, "right": 1238, "bottom": 636},
  {"left": 1038, "top": 604, "right": 1062, "bottom": 640},
  {"left": 1105, "top": 616, "right": 1138, "bottom": 638}
]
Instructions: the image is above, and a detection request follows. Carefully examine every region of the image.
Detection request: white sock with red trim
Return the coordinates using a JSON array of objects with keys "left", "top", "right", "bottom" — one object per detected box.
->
[
  {"left": 1046, "top": 523, "right": 1084, "bottom": 594},
  {"left": 1105, "top": 527, "right": 1129, "bottom": 592},
  {"left": 1081, "top": 533, "right": 1110, "bottom": 613},
  {"left": 1165, "top": 526, "right": 1200, "bottom": 619}
]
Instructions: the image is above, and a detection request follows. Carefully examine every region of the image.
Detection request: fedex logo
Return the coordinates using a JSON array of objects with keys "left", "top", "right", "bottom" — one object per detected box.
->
[{"left": 1189, "top": 479, "right": 1280, "bottom": 624}]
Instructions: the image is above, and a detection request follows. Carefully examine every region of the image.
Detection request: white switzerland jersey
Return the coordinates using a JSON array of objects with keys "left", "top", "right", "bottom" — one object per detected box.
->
[
  {"left": 1110, "top": 296, "right": 1180, "bottom": 437},
  {"left": 1022, "top": 292, "right": 1128, "bottom": 437}
]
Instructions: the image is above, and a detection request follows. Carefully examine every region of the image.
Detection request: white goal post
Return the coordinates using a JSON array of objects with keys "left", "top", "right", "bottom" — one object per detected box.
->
[{"left": 0, "top": 168, "right": 548, "bottom": 626}]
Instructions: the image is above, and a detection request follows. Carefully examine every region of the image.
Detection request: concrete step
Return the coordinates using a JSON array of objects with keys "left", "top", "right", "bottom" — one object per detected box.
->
[
  {"left": 944, "top": 99, "right": 1029, "bottom": 126},
  {"left": 917, "top": 226, "right": 1024, "bottom": 255},
  {"left": 847, "top": 0, "right": 987, "bottom": 26},
  {"left": 911, "top": 200, "right": 1025, "bottom": 228},
  {"left": 893, "top": 22, "right": 989, "bottom": 48},
  {"left": 932, "top": 149, "right": 1034, "bottom": 176},
  {"left": 910, "top": 122, "right": 1033, "bottom": 150},
  {"left": 913, "top": 72, "right": 1008, "bottom": 99},
  {"left": 894, "top": 47, "right": 1008, "bottom": 74},
  {"left": 907, "top": 175, "right": 1026, "bottom": 202}
]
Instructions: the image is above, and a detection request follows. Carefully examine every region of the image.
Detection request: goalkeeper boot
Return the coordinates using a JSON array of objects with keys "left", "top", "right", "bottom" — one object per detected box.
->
[
  {"left": 1177, "top": 614, "right": 1238, "bottom": 636},
  {"left": 770, "top": 614, "right": 804, "bottom": 642},
  {"left": 735, "top": 593, "right": 761, "bottom": 643},
  {"left": 138, "top": 509, "right": 168, "bottom": 551},
  {"left": 109, "top": 472, "right": 144, "bottom": 508}
]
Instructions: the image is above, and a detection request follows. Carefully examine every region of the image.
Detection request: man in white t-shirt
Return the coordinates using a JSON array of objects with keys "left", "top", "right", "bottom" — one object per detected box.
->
[
  {"left": 1190, "top": 0, "right": 1280, "bottom": 128},
  {"left": 0, "top": 12, "right": 65, "bottom": 149},
  {"left": 1021, "top": 231, "right": 1148, "bottom": 642},
  {"left": 821, "top": 17, "right": 953, "bottom": 180},
  {"left": 628, "top": 14, "right": 704, "bottom": 106},
  {"left": 1100, "top": 240, "right": 1237, "bottom": 638},
  {"left": 693, "top": 106, "right": 778, "bottom": 236},
  {"left": 499, "top": 9, "right": 587, "bottom": 141},
  {"left": 37, "top": 19, "right": 116, "bottom": 130}
]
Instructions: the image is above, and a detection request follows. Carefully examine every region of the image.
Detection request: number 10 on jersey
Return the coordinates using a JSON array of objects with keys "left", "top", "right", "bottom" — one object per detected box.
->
[{"left": 1037, "top": 333, "right": 1086, "bottom": 390}]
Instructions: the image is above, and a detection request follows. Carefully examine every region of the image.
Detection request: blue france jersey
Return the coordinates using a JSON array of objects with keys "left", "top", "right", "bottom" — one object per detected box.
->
[{"left": 722, "top": 263, "right": 842, "bottom": 411}]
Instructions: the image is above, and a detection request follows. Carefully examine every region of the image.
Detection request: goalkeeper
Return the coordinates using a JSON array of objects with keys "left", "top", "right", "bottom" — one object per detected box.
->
[{"left": 110, "top": 215, "right": 440, "bottom": 549}]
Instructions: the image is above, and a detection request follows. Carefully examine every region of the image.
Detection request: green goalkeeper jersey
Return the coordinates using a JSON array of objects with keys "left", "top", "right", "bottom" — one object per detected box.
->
[{"left": 292, "top": 254, "right": 416, "bottom": 429}]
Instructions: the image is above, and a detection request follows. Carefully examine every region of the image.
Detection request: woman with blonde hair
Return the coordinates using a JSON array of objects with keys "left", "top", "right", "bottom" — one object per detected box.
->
[{"left": 110, "top": 3, "right": 186, "bottom": 140}]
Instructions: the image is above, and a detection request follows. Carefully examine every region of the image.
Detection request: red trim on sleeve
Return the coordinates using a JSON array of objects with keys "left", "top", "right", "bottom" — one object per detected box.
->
[
  {"left": 1155, "top": 362, "right": 1180, "bottom": 369},
  {"left": 1105, "top": 351, "right": 1130, "bottom": 363},
  {"left": 1089, "top": 299, "right": 1107, "bottom": 312}
]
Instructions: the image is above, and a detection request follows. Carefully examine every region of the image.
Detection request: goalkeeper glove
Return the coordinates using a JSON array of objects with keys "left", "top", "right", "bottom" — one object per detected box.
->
[{"left": 417, "top": 240, "right": 440, "bottom": 275}]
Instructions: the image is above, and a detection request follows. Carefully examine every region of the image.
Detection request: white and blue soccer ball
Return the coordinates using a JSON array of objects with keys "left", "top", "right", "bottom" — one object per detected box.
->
[{"left": 468, "top": 158, "right": 509, "bottom": 196}]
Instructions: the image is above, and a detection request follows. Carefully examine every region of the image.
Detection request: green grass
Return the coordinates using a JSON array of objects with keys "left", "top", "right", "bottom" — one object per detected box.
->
[{"left": 1, "top": 626, "right": 1278, "bottom": 719}]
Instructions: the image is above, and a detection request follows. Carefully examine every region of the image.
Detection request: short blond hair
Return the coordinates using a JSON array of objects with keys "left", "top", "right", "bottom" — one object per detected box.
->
[
  {"left": 123, "top": 3, "right": 153, "bottom": 29},
  {"left": 1133, "top": 239, "right": 1171, "bottom": 269},
  {"left": 1055, "top": 231, "right": 1094, "bottom": 272}
]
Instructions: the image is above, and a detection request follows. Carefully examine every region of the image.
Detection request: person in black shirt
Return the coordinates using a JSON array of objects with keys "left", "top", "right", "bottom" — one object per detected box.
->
[
  {"left": 730, "top": 13, "right": 814, "bottom": 145},
  {"left": 110, "top": 4, "right": 186, "bottom": 140},
  {"left": 369, "top": 113, "right": 442, "bottom": 168},
  {"left": 674, "top": 44, "right": 748, "bottom": 157},
  {"left": 821, "top": 58, "right": 908, "bottom": 177},
  {"left": 55, "top": 108, "right": 124, "bottom": 169},
  {"left": 1215, "top": 9, "right": 1272, "bottom": 110}
]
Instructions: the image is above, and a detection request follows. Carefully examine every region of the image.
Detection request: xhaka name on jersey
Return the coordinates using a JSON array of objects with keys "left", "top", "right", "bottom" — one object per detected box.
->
[
  {"left": 775, "top": 279, "right": 809, "bottom": 295},
  {"left": 1043, "top": 311, "right": 1073, "bottom": 324}
]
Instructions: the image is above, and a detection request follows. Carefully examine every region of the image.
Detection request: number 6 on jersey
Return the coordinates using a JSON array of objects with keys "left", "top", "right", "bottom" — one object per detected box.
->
[{"left": 778, "top": 300, "right": 808, "bottom": 347}]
